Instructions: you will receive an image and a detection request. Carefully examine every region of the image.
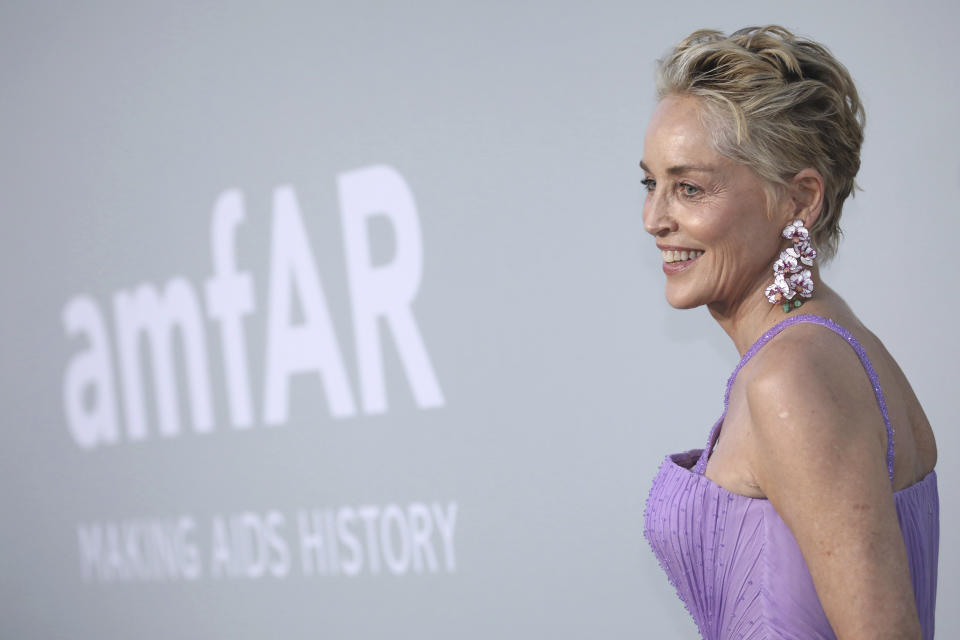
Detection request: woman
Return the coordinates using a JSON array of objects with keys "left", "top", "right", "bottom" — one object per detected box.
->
[{"left": 640, "top": 26, "right": 939, "bottom": 639}]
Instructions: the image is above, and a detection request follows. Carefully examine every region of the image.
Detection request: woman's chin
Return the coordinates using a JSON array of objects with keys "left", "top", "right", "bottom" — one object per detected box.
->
[{"left": 664, "top": 289, "right": 705, "bottom": 310}]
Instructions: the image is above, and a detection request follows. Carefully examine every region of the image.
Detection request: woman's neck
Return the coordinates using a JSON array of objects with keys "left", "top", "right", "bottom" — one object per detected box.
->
[{"left": 706, "top": 265, "right": 852, "bottom": 356}]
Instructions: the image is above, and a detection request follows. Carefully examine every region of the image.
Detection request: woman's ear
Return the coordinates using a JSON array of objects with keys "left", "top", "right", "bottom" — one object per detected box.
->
[{"left": 789, "top": 168, "right": 825, "bottom": 228}]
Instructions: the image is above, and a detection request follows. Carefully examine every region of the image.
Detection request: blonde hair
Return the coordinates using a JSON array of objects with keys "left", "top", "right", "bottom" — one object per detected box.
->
[{"left": 655, "top": 25, "right": 865, "bottom": 264}]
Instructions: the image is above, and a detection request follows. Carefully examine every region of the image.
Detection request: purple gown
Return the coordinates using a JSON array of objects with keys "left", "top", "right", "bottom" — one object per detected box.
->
[{"left": 643, "top": 314, "right": 939, "bottom": 639}]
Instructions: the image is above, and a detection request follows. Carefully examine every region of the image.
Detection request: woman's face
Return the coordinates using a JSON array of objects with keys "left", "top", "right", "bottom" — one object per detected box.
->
[{"left": 641, "top": 94, "right": 787, "bottom": 314}]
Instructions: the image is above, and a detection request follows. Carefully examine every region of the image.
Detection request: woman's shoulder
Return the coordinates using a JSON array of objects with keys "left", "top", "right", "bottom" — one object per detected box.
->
[
  {"left": 743, "top": 328, "right": 871, "bottom": 431},
  {"left": 739, "top": 315, "right": 872, "bottom": 392},
  {"left": 740, "top": 313, "right": 937, "bottom": 489},
  {"left": 739, "top": 333, "right": 893, "bottom": 504}
]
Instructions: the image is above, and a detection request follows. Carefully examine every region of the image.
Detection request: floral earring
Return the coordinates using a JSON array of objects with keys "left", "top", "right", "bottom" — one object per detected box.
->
[{"left": 764, "top": 219, "right": 817, "bottom": 312}]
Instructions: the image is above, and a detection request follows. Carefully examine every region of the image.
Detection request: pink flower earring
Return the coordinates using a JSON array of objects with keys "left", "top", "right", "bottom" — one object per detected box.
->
[{"left": 765, "top": 219, "right": 817, "bottom": 312}]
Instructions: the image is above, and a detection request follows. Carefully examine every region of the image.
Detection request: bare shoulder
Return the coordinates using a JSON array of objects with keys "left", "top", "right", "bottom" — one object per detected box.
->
[
  {"left": 739, "top": 324, "right": 925, "bottom": 638},
  {"left": 741, "top": 317, "right": 937, "bottom": 488},
  {"left": 743, "top": 320, "right": 866, "bottom": 387},
  {"left": 741, "top": 321, "right": 877, "bottom": 424},
  {"left": 739, "top": 325, "right": 891, "bottom": 500}
]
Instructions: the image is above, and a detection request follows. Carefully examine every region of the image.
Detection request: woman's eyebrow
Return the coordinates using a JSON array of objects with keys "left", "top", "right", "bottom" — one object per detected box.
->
[{"left": 639, "top": 160, "right": 718, "bottom": 174}]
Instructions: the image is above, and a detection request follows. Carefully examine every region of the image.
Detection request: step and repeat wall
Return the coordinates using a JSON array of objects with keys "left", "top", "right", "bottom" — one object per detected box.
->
[{"left": 2, "top": 2, "right": 957, "bottom": 638}]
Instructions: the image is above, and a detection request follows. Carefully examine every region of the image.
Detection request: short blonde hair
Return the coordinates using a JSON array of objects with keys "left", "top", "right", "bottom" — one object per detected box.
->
[{"left": 655, "top": 25, "right": 865, "bottom": 264}]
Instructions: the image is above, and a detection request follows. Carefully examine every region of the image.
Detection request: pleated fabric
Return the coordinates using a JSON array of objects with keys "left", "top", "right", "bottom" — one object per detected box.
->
[
  {"left": 644, "top": 450, "right": 938, "bottom": 639},
  {"left": 642, "top": 315, "right": 939, "bottom": 639}
]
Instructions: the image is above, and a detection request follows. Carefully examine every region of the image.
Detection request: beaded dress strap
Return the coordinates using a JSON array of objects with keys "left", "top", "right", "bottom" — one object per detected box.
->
[{"left": 692, "top": 313, "right": 896, "bottom": 486}]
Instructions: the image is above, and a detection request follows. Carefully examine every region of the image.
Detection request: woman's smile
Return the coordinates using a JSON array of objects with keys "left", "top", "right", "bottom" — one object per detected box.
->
[{"left": 660, "top": 249, "right": 704, "bottom": 274}]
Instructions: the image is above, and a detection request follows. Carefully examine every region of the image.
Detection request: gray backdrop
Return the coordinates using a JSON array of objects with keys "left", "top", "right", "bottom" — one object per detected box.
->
[{"left": 2, "top": 1, "right": 956, "bottom": 638}]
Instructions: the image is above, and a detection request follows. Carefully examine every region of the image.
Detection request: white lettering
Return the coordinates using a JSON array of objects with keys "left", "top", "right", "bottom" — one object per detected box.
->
[
  {"left": 408, "top": 501, "right": 437, "bottom": 573},
  {"left": 76, "top": 517, "right": 201, "bottom": 583},
  {"left": 62, "top": 296, "right": 120, "bottom": 449},
  {"left": 62, "top": 167, "right": 443, "bottom": 449},
  {"left": 432, "top": 501, "right": 457, "bottom": 572},
  {"left": 113, "top": 279, "right": 214, "bottom": 440},
  {"left": 338, "top": 165, "right": 445, "bottom": 414},
  {"left": 262, "top": 186, "right": 356, "bottom": 425},
  {"left": 204, "top": 189, "right": 256, "bottom": 429},
  {"left": 336, "top": 507, "right": 362, "bottom": 576},
  {"left": 380, "top": 504, "right": 411, "bottom": 574}
]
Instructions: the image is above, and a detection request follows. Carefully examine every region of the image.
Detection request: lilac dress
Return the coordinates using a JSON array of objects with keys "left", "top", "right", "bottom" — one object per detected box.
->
[{"left": 643, "top": 314, "right": 939, "bottom": 639}]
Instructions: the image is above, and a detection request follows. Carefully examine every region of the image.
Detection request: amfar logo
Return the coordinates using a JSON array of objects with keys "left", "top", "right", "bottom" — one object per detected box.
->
[{"left": 61, "top": 165, "right": 445, "bottom": 450}]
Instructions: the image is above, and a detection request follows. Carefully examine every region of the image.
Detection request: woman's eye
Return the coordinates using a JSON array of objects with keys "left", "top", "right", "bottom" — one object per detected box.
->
[
  {"left": 680, "top": 183, "right": 700, "bottom": 197},
  {"left": 641, "top": 178, "right": 656, "bottom": 192}
]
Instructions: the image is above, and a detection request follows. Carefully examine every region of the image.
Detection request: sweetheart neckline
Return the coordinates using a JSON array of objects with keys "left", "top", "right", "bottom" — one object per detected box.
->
[{"left": 665, "top": 452, "right": 938, "bottom": 503}]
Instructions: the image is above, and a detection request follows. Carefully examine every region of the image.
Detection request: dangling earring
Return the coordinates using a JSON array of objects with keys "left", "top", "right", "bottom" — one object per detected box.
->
[{"left": 764, "top": 219, "right": 817, "bottom": 313}]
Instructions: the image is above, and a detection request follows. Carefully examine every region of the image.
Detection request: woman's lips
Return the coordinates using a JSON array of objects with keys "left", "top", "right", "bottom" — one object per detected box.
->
[{"left": 662, "top": 252, "right": 702, "bottom": 274}]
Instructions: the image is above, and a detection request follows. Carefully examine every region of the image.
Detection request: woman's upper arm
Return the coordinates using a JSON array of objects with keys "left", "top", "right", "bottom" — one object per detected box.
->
[{"left": 746, "top": 355, "right": 921, "bottom": 640}]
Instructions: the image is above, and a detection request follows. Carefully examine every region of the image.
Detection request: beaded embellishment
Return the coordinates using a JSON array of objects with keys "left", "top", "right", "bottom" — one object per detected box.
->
[{"left": 764, "top": 219, "right": 817, "bottom": 312}]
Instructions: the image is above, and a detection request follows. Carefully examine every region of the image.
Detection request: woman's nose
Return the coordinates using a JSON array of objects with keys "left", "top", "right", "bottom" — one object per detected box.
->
[{"left": 642, "top": 190, "right": 677, "bottom": 237}]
